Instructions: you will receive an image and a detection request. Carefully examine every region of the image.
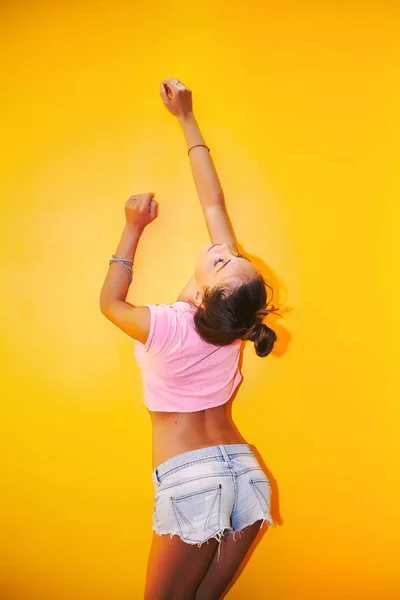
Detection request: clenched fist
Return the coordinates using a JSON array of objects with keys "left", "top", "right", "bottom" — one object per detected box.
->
[
  {"left": 160, "top": 78, "right": 193, "bottom": 120},
  {"left": 125, "top": 193, "right": 158, "bottom": 230}
]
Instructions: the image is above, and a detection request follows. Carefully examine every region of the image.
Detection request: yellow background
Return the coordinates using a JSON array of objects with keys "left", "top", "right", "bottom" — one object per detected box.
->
[{"left": 1, "top": 1, "right": 399, "bottom": 598}]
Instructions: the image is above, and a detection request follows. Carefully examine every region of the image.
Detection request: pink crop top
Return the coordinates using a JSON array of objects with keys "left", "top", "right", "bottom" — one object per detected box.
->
[{"left": 134, "top": 301, "right": 243, "bottom": 412}]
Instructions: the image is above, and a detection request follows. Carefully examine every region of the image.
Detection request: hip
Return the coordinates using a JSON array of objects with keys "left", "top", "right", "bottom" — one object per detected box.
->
[
  {"left": 152, "top": 443, "right": 265, "bottom": 489},
  {"left": 151, "top": 443, "right": 274, "bottom": 544}
]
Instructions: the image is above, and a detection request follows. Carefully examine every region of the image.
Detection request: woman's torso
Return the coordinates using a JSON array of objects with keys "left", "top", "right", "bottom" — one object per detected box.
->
[{"left": 149, "top": 401, "right": 245, "bottom": 468}]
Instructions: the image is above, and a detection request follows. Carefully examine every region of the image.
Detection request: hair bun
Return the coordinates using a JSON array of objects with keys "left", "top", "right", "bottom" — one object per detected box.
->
[
  {"left": 240, "top": 322, "right": 259, "bottom": 342},
  {"left": 190, "top": 272, "right": 279, "bottom": 358},
  {"left": 253, "top": 323, "right": 277, "bottom": 357},
  {"left": 247, "top": 323, "right": 263, "bottom": 342}
]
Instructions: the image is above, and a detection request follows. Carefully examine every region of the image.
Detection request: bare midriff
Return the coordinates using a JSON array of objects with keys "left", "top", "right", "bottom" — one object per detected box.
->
[{"left": 149, "top": 402, "right": 245, "bottom": 469}]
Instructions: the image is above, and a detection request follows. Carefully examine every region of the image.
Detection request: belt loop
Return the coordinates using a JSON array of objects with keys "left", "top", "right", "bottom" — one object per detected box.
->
[{"left": 218, "top": 444, "right": 231, "bottom": 464}]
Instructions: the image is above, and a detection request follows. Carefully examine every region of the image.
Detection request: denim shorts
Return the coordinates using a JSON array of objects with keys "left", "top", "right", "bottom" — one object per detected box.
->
[{"left": 151, "top": 443, "right": 273, "bottom": 552}]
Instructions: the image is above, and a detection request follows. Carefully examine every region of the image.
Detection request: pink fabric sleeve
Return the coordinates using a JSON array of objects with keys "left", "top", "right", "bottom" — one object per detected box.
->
[{"left": 144, "top": 304, "right": 177, "bottom": 355}]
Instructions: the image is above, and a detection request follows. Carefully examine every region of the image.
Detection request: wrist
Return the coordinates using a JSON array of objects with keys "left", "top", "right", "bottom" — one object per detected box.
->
[
  {"left": 124, "top": 222, "right": 144, "bottom": 236},
  {"left": 177, "top": 112, "right": 195, "bottom": 126}
]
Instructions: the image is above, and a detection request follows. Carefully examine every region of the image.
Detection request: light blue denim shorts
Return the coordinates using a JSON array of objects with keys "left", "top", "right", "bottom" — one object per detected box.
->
[{"left": 151, "top": 443, "right": 273, "bottom": 551}]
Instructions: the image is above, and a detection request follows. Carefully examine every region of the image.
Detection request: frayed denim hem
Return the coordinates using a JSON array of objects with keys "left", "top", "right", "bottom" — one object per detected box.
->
[
  {"left": 227, "top": 514, "right": 274, "bottom": 542},
  {"left": 152, "top": 526, "right": 234, "bottom": 560},
  {"left": 152, "top": 514, "right": 273, "bottom": 561}
]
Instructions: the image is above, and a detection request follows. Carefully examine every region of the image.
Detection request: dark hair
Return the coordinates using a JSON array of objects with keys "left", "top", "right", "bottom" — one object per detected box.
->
[{"left": 187, "top": 274, "right": 279, "bottom": 357}]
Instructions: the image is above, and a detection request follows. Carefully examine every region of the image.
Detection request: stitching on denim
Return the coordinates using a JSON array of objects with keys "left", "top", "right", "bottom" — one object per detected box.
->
[
  {"left": 229, "top": 452, "right": 254, "bottom": 457},
  {"left": 158, "top": 456, "right": 224, "bottom": 481},
  {"left": 249, "top": 478, "right": 272, "bottom": 513},
  {"left": 171, "top": 485, "right": 223, "bottom": 544},
  {"left": 205, "top": 485, "right": 221, "bottom": 531},
  {"left": 235, "top": 466, "right": 265, "bottom": 479},
  {"left": 252, "top": 477, "right": 271, "bottom": 486},
  {"left": 157, "top": 451, "right": 254, "bottom": 482},
  {"left": 156, "top": 463, "right": 263, "bottom": 492},
  {"left": 156, "top": 471, "right": 230, "bottom": 493},
  {"left": 172, "top": 483, "right": 221, "bottom": 503},
  {"left": 171, "top": 498, "right": 194, "bottom": 538},
  {"left": 225, "top": 461, "right": 238, "bottom": 515}
]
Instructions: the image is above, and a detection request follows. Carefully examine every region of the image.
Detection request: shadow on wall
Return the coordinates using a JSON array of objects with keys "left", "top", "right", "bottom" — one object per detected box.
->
[
  {"left": 237, "top": 241, "right": 293, "bottom": 359},
  {"left": 218, "top": 243, "right": 292, "bottom": 596}
]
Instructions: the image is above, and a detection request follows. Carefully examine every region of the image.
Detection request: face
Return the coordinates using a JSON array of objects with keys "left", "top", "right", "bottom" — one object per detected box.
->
[{"left": 194, "top": 243, "right": 258, "bottom": 306}]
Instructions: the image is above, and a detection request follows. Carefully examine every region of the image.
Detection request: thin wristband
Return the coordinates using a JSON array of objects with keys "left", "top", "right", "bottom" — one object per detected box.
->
[
  {"left": 109, "top": 258, "right": 133, "bottom": 270},
  {"left": 188, "top": 144, "right": 210, "bottom": 156},
  {"left": 110, "top": 255, "right": 134, "bottom": 264},
  {"left": 109, "top": 258, "right": 133, "bottom": 284}
]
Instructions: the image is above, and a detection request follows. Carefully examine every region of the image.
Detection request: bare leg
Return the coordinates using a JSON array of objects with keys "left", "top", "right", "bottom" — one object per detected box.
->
[
  {"left": 144, "top": 533, "right": 219, "bottom": 600},
  {"left": 194, "top": 520, "right": 265, "bottom": 600}
]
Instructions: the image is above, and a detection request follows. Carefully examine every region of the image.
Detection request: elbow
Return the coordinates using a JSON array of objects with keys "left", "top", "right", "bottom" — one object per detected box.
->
[
  {"left": 100, "top": 297, "right": 123, "bottom": 317},
  {"left": 203, "top": 195, "right": 225, "bottom": 212},
  {"left": 99, "top": 297, "right": 112, "bottom": 316},
  {"left": 211, "top": 193, "right": 225, "bottom": 206}
]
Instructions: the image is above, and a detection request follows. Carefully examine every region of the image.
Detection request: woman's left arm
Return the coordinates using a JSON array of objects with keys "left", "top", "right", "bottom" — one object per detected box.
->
[
  {"left": 99, "top": 194, "right": 158, "bottom": 343},
  {"left": 100, "top": 222, "right": 142, "bottom": 307}
]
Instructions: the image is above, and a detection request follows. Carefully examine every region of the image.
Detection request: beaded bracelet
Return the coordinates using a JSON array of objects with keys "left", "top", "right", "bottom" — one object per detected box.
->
[{"left": 188, "top": 144, "right": 210, "bottom": 156}]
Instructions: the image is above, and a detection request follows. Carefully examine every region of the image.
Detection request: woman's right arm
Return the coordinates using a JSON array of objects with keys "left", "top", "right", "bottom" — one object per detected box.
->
[
  {"left": 160, "top": 79, "right": 239, "bottom": 252},
  {"left": 178, "top": 113, "right": 238, "bottom": 252}
]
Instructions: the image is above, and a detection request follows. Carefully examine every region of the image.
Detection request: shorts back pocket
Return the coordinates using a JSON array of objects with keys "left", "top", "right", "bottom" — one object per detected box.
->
[
  {"left": 250, "top": 477, "right": 272, "bottom": 513},
  {"left": 171, "top": 483, "right": 222, "bottom": 544}
]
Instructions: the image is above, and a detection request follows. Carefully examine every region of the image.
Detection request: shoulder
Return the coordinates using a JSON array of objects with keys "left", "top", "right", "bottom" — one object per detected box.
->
[
  {"left": 140, "top": 301, "right": 196, "bottom": 353},
  {"left": 101, "top": 300, "right": 151, "bottom": 344},
  {"left": 102, "top": 300, "right": 196, "bottom": 347}
]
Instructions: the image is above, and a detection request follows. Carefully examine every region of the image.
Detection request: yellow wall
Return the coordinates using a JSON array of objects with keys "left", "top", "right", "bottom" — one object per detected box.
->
[{"left": 1, "top": 1, "right": 399, "bottom": 598}]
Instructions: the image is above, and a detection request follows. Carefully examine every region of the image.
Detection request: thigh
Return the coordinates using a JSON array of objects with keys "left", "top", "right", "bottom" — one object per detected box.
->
[
  {"left": 194, "top": 520, "right": 264, "bottom": 600},
  {"left": 144, "top": 532, "right": 218, "bottom": 600}
]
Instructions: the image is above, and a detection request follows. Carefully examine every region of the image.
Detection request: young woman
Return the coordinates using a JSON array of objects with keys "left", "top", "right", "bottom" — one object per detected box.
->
[{"left": 100, "top": 78, "right": 278, "bottom": 600}]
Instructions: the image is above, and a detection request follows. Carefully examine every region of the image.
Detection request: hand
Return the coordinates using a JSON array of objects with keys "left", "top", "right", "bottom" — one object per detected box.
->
[
  {"left": 160, "top": 78, "right": 193, "bottom": 120},
  {"left": 124, "top": 193, "right": 158, "bottom": 230}
]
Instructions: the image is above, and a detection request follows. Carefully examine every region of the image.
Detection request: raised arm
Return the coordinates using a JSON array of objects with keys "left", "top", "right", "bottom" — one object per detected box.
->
[{"left": 160, "top": 78, "right": 239, "bottom": 253}]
